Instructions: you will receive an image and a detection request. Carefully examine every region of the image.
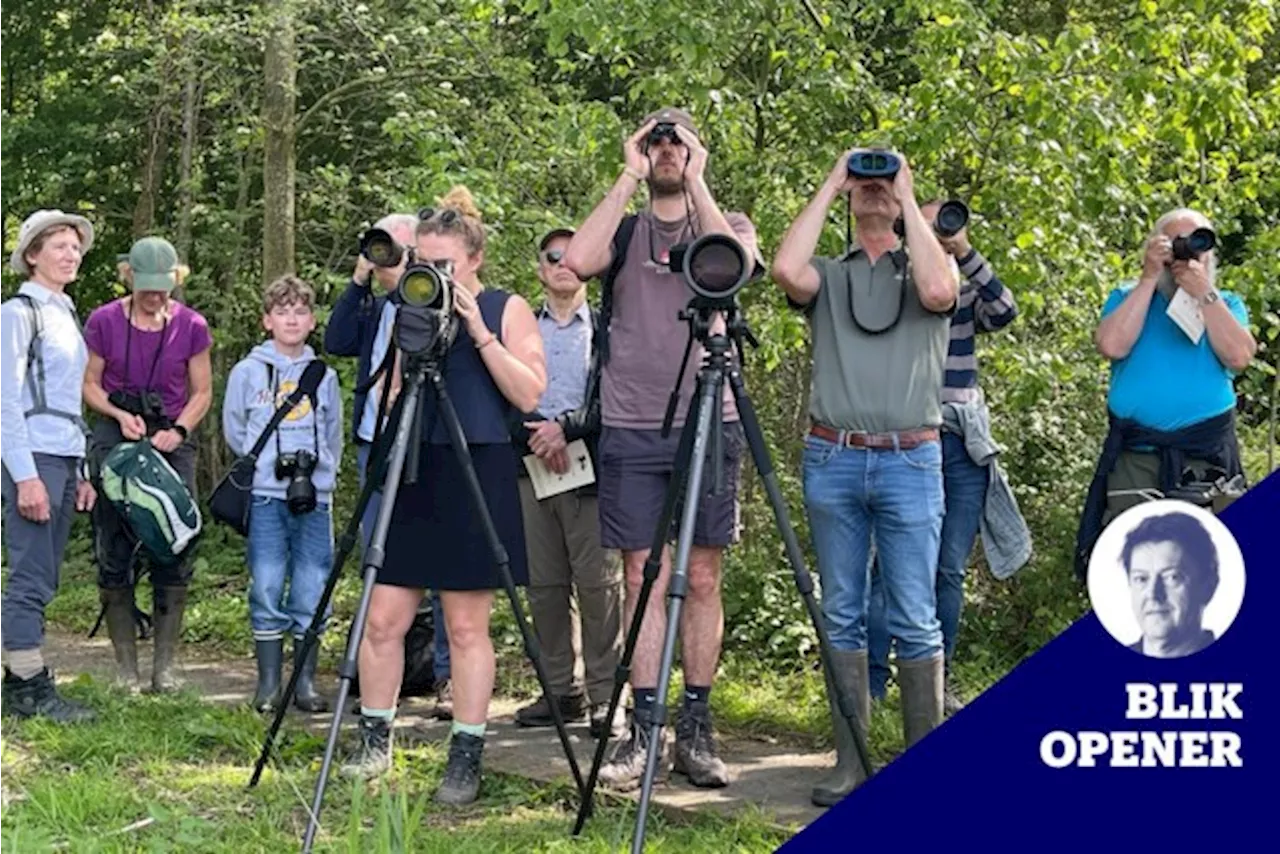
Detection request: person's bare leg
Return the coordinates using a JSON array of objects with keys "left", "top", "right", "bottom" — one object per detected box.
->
[
  {"left": 440, "top": 590, "right": 496, "bottom": 725},
  {"left": 357, "top": 584, "right": 424, "bottom": 709},
  {"left": 680, "top": 546, "right": 724, "bottom": 687},
  {"left": 624, "top": 546, "right": 670, "bottom": 690}
]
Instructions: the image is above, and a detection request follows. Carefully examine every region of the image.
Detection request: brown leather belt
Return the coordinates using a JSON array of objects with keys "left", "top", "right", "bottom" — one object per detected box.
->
[{"left": 808, "top": 423, "right": 940, "bottom": 450}]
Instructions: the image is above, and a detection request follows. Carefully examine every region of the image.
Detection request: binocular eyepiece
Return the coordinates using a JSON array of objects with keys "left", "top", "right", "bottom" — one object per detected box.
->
[
  {"left": 1171, "top": 227, "right": 1216, "bottom": 261},
  {"left": 847, "top": 150, "right": 901, "bottom": 180},
  {"left": 359, "top": 228, "right": 404, "bottom": 268},
  {"left": 644, "top": 122, "right": 681, "bottom": 153},
  {"left": 892, "top": 200, "right": 971, "bottom": 239}
]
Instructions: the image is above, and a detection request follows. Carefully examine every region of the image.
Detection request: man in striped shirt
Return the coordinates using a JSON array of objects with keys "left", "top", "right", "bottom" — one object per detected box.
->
[{"left": 867, "top": 200, "right": 1018, "bottom": 713}]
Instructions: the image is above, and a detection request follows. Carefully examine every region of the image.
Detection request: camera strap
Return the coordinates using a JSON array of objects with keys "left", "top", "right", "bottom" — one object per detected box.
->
[
  {"left": 269, "top": 364, "right": 320, "bottom": 461},
  {"left": 845, "top": 248, "right": 909, "bottom": 335},
  {"left": 244, "top": 362, "right": 318, "bottom": 463},
  {"left": 123, "top": 297, "right": 169, "bottom": 396}
]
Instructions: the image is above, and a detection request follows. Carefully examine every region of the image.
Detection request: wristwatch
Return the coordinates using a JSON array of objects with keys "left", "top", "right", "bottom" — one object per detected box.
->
[
  {"left": 173, "top": 424, "right": 190, "bottom": 441},
  {"left": 1199, "top": 290, "right": 1221, "bottom": 307}
]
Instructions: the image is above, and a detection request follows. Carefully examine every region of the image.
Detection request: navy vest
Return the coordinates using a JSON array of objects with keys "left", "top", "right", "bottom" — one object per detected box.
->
[{"left": 420, "top": 288, "right": 514, "bottom": 445}]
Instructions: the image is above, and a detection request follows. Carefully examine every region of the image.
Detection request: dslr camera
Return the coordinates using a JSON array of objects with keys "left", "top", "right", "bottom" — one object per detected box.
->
[
  {"left": 109, "top": 389, "right": 172, "bottom": 435},
  {"left": 1171, "top": 227, "right": 1216, "bottom": 261},
  {"left": 276, "top": 449, "right": 318, "bottom": 515}
]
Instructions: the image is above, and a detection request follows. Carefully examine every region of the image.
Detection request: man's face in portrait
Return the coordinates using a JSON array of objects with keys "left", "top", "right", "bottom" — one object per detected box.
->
[{"left": 1127, "top": 540, "right": 1207, "bottom": 642}]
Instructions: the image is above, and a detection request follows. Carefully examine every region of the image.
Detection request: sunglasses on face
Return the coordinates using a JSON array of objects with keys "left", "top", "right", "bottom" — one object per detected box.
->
[{"left": 542, "top": 249, "right": 565, "bottom": 266}]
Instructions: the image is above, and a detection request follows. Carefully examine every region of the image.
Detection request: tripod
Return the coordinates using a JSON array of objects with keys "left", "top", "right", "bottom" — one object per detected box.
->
[
  {"left": 572, "top": 301, "right": 873, "bottom": 852},
  {"left": 247, "top": 348, "right": 586, "bottom": 852}
]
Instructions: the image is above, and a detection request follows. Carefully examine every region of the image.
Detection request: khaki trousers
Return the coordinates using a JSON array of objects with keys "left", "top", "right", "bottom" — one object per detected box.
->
[{"left": 518, "top": 479, "right": 623, "bottom": 702}]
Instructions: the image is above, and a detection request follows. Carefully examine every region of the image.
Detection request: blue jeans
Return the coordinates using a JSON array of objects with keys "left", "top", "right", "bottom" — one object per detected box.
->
[
  {"left": 357, "top": 442, "right": 451, "bottom": 681},
  {"left": 247, "top": 497, "right": 334, "bottom": 640},
  {"left": 868, "top": 431, "right": 988, "bottom": 694},
  {"left": 803, "top": 433, "right": 945, "bottom": 659}
]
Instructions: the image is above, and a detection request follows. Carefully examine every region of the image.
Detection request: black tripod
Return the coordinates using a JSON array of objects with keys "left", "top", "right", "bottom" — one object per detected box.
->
[
  {"left": 572, "top": 301, "right": 873, "bottom": 852},
  {"left": 247, "top": 348, "right": 586, "bottom": 852}
]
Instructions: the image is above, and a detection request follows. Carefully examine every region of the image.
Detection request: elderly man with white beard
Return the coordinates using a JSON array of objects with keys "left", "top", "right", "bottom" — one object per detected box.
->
[{"left": 1075, "top": 208, "right": 1256, "bottom": 580}]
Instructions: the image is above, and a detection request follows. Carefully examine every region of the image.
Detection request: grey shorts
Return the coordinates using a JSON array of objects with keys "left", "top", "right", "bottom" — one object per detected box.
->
[{"left": 597, "top": 423, "right": 744, "bottom": 552}]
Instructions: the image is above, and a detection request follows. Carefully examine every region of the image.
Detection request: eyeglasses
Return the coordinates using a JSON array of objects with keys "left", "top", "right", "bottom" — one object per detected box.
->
[{"left": 542, "top": 249, "right": 565, "bottom": 266}]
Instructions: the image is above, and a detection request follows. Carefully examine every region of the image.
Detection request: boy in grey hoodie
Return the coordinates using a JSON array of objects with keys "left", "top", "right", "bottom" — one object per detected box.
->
[{"left": 222, "top": 275, "right": 343, "bottom": 713}]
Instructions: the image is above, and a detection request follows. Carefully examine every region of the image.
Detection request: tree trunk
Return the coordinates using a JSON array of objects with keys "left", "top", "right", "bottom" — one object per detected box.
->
[
  {"left": 176, "top": 73, "right": 201, "bottom": 262},
  {"left": 132, "top": 102, "right": 170, "bottom": 238},
  {"left": 261, "top": 0, "right": 297, "bottom": 286}
]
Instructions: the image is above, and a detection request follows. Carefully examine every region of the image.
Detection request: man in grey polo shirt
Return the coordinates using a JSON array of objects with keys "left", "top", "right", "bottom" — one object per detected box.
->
[
  {"left": 773, "top": 148, "right": 958, "bottom": 805},
  {"left": 511, "top": 228, "right": 625, "bottom": 740}
]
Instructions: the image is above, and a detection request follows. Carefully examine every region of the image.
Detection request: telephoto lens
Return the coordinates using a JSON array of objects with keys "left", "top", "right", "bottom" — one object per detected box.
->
[
  {"left": 359, "top": 228, "right": 404, "bottom": 268},
  {"left": 1171, "top": 227, "right": 1216, "bottom": 261},
  {"left": 669, "top": 233, "right": 750, "bottom": 304}
]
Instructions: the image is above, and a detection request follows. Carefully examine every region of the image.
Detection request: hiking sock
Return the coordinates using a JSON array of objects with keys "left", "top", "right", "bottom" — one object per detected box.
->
[
  {"left": 633, "top": 686, "right": 657, "bottom": 721},
  {"left": 451, "top": 720, "right": 487, "bottom": 739},
  {"left": 5, "top": 649, "right": 44, "bottom": 680},
  {"left": 683, "top": 684, "right": 711, "bottom": 711},
  {"left": 361, "top": 706, "right": 396, "bottom": 722}
]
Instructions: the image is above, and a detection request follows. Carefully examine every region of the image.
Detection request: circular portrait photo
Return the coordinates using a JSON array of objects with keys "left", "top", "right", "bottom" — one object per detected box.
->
[{"left": 1088, "top": 500, "right": 1246, "bottom": 658}]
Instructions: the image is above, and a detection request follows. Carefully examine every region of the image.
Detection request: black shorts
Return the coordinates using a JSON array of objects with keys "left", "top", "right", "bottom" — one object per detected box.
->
[{"left": 597, "top": 423, "right": 743, "bottom": 552}]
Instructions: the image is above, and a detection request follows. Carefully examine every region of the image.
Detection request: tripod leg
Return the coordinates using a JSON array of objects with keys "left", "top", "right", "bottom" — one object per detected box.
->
[
  {"left": 726, "top": 368, "right": 873, "bottom": 779},
  {"left": 249, "top": 393, "right": 409, "bottom": 788},
  {"left": 571, "top": 374, "right": 703, "bottom": 835},
  {"left": 630, "top": 367, "right": 722, "bottom": 854},
  {"left": 301, "top": 377, "right": 423, "bottom": 853},
  {"left": 428, "top": 371, "right": 587, "bottom": 800}
]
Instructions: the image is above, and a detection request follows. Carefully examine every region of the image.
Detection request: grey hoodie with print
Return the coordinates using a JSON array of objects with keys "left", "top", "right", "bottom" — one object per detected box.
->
[{"left": 222, "top": 341, "right": 343, "bottom": 503}]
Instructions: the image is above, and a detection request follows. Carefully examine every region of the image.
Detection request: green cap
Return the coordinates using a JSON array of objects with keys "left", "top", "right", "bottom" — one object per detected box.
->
[{"left": 128, "top": 237, "right": 179, "bottom": 292}]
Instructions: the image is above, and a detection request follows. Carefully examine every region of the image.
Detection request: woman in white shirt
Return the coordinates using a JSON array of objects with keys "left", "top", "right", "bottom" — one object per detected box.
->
[{"left": 1, "top": 209, "right": 99, "bottom": 724}]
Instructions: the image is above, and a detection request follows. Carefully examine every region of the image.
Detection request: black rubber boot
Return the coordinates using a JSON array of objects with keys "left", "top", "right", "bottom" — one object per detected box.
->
[
  {"left": 150, "top": 585, "right": 188, "bottom": 693},
  {"left": 292, "top": 636, "right": 329, "bottom": 713},
  {"left": 253, "top": 639, "right": 284, "bottom": 713},
  {"left": 100, "top": 586, "right": 141, "bottom": 691}
]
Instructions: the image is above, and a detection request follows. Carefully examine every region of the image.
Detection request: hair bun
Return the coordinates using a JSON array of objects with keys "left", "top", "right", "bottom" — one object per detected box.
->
[{"left": 438, "top": 185, "right": 482, "bottom": 222}]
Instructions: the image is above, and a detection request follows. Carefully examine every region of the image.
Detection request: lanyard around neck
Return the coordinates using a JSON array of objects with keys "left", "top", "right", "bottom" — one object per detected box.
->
[{"left": 124, "top": 298, "right": 169, "bottom": 393}]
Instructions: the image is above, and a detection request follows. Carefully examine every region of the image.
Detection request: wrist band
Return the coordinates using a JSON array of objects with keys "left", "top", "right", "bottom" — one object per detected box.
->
[
  {"left": 623, "top": 166, "right": 644, "bottom": 183},
  {"left": 476, "top": 334, "right": 497, "bottom": 350},
  {"left": 173, "top": 424, "right": 189, "bottom": 440}
]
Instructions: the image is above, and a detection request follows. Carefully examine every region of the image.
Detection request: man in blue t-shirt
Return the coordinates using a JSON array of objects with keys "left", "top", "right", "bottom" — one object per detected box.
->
[{"left": 1077, "top": 208, "right": 1256, "bottom": 577}]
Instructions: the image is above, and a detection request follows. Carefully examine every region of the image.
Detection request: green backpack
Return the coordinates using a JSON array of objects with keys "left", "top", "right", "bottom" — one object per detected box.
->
[{"left": 99, "top": 440, "right": 203, "bottom": 565}]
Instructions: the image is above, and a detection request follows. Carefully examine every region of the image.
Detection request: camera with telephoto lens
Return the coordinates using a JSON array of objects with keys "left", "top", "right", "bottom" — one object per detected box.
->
[
  {"left": 359, "top": 228, "right": 405, "bottom": 268},
  {"left": 1171, "top": 227, "right": 1216, "bottom": 261},
  {"left": 894, "top": 199, "right": 971, "bottom": 239},
  {"left": 847, "top": 149, "right": 901, "bottom": 180},
  {"left": 392, "top": 257, "right": 459, "bottom": 357},
  {"left": 109, "top": 389, "right": 172, "bottom": 435},
  {"left": 275, "top": 449, "right": 318, "bottom": 515}
]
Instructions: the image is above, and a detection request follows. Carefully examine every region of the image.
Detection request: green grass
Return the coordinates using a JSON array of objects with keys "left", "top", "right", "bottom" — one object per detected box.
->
[{"left": 1, "top": 679, "right": 793, "bottom": 853}]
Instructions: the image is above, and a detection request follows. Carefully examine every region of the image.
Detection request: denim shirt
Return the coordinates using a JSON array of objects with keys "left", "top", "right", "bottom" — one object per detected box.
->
[{"left": 941, "top": 398, "right": 1033, "bottom": 580}]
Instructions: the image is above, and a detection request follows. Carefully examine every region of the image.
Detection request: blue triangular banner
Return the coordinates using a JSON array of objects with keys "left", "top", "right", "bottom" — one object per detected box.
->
[{"left": 781, "top": 470, "right": 1279, "bottom": 852}]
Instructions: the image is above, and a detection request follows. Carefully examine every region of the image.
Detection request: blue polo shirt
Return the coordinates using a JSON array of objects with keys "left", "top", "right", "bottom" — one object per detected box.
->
[{"left": 1102, "top": 283, "right": 1249, "bottom": 431}]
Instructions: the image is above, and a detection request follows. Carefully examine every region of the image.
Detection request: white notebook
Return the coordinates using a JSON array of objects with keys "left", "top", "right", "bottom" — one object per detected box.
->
[{"left": 522, "top": 439, "right": 595, "bottom": 500}]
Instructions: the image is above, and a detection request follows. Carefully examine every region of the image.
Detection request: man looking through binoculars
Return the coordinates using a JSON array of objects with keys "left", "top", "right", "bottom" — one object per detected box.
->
[
  {"left": 563, "top": 107, "right": 762, "bottom": 791},
  {"left": 772, "top": 147, "right": 958, "bottom": 805}
]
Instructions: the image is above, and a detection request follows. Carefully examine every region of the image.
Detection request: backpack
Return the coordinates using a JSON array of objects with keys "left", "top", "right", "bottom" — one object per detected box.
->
[
  {"left": 12, "top": 293, "right": 89, "bottom": 431},
  {"left": 595, "top": 214, "right": 640, "bottom": 367},
  {"left": 349, "top": 602, "right": 436, "bottom": 699},
  {"left": 99, "top": 440, "right": 203, "bottom": 565}
]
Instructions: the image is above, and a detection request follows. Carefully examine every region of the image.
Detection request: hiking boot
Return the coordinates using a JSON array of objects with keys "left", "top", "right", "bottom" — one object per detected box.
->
[
  {"left": 150, "top": 585, "right": 188, "bottom": 693},
  {"left": 433, "top": 678, "right": 453, "bottom": 720},
  {"left": 252, "top": 639, "right": 284, "bottom": 713},
  {"left": 340, "top": 715, "right": 393, "bottom": 779},
  {"left": 598, "top": 711, "right": 670, "bottom": 792},
  {"left": 292, "top": 637, "right": 329, "bottom": 713},
  {"left": 812, "top": 649, "right": 871, "bottom": 807},
  {"left": 590, "top": 702, "right": 627, "bottom": 740},
  {"left": 434, "top": 731, "right": 485, "bottom": 806},
  {"left": 514, "top": 691, "right": 587, "bottom": 728},
  {"left": 2, "top": 668, "right": 96, "bottom": 725},
  {"left": 673, "top": 701, "right": 730, "bottom": 788},
  {"left": 100, "top": 586, "right": 141, "bottom": 692}
]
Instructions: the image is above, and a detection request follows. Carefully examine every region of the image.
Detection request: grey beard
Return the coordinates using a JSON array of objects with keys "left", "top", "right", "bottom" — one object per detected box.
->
[{"left": 1156, "top": 267, "right": 1178, "bottom": 299}]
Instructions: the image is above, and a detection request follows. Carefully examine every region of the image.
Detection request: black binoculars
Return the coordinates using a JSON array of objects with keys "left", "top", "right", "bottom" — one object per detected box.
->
[
  {"left": 643, "top": 122, "right": 681, "bottom": 153},
  {"left": 109, "top": 389, "right": 172, "bottom": 434},
  {"left": 847, "top": 150, "right": 901, "bottom": 180},
  {"left": 359, "top": 228, "right": 405, "bottom": 268},
  {"left": 893, "top": 200, "right": 971, "bottom": 239}
]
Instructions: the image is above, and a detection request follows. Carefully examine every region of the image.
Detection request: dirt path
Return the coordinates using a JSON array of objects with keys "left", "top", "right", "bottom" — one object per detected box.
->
[{"left": 42, "top": 629, "right": 828, "bottom": 832}]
